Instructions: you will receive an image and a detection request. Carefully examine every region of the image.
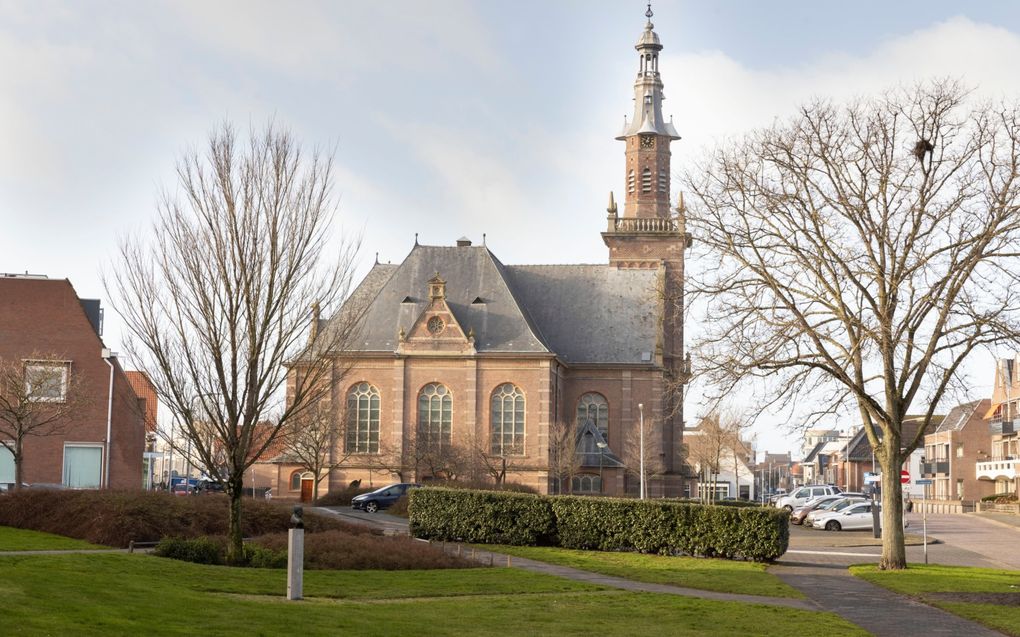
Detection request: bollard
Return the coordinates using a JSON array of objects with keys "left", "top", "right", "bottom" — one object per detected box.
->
[
  {"left": 128, "top": 540, "right": 135, "bottom": 554},
  {"left": 507, "top": 555, "right": 511, "bottom": 567},
  {"left": 287, "top": 506, "right": 304, "bottom": 601}
]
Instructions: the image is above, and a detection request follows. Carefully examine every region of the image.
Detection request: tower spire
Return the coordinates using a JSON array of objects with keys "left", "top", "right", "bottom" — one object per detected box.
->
[{"left": 615, "top": 6, "right": 680, "bottom": 219}]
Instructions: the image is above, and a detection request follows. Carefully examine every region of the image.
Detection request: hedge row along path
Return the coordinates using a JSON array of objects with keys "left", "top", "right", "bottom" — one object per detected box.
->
[{"left": 321, "top": 507, "right": 1005, "bottom": 636}]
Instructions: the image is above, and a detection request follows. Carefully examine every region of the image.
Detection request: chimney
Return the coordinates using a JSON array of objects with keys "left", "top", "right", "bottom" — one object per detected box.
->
[{"left": 456, "top": 237, "right": 472, "bottom": 247}]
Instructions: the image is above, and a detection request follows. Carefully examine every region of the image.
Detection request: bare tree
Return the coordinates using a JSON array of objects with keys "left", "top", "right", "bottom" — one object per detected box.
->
[
  {"left": 548, "top": 418, "right": 582, "bottom": 494},
  {"left": 685, "top": 411, "right": 738, "bottom": 503},
  {"left": 280, "top": 400, "right": 350, "bottom": 504},
  {"left": 0, "top": 355, "right": 91, "bottom": 488},
  {"left": 107, "top": 121, "right": 359, "bottom": 564},
  {"left": 685, "top": 81, "right": 1020, "bottom": 569}
]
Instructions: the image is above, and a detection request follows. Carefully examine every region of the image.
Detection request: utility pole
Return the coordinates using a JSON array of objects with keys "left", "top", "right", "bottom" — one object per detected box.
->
[{"left": 638, "top": 403, "right": 646, "bottom": 500}]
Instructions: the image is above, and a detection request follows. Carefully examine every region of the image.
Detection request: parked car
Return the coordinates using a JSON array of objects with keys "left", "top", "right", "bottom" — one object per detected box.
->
[
  {"left": 790, "top": 495, "right": 844, "bottom": 525},
  {"left": 775, "top": 485, "right": 842, "bottom": 511},
  {"left": 802, "top": 495, "right": 868, "bottom": 527},
  {"left": 351, "top": 483, "right": 420, "bottom": 513},
  {"left": 196, "top": 480, "right": 226, "bottom": 495},
  {"left": 172, "top": 483, "right": 197, "bottom": 496}
]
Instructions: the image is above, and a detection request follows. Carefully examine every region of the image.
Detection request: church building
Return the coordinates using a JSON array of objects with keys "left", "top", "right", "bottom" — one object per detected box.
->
[{"left": 287, "top": 9, "right": 691, "bottom": 499}]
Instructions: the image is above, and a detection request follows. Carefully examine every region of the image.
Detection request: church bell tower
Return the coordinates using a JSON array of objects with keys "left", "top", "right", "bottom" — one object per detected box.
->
[{"left": 602, "top": 4, "right": 690, "bottom": 491}]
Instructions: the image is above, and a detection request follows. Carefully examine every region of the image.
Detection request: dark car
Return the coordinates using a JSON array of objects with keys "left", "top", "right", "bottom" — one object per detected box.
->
[{"left": 351, "top": 483, "right": 420, "bottom": 513}]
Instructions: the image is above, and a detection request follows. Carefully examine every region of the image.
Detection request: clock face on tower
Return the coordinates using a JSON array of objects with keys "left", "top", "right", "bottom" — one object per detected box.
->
[{"left": 640, "top": 135, "right": 655, "bottom": 149}]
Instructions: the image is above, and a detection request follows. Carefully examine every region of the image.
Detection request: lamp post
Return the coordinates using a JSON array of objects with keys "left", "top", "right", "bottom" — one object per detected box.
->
[
  {"left": 638, "top": 403, "right": 645, "bottom": 500},
  {"left": 597, "top": 441, "right": 608, "bottom": 493}
]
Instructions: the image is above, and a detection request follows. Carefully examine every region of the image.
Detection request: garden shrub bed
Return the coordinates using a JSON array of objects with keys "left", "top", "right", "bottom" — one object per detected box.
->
[
  {"left": 0, "top": 489, "right": 360, "bottom": 547},
  {"left": 409, "top": 489, "right": 788, "bottom": 562}
]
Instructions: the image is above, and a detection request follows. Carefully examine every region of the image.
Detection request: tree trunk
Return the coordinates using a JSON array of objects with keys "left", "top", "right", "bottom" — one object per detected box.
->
[
  {"left": 879, "top": 453, "right": 906, "bottom": 570},
  {"left": 13, "top": 442, "right": 23, "bottom": 490},
  {"left": 226, "top": 476, "right": 245, "bottom": 566}
]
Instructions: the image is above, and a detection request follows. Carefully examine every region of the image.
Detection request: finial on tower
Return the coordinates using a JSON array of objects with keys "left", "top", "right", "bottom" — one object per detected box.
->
[
  {"left": 646, "top": 3, "right": 653, "bottom": 20},
  {"left": 608, "top": 191, "right": 618, "bottom": 215}
]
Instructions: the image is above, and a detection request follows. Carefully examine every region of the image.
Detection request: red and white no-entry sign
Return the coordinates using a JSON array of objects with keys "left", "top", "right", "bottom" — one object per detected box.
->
[{"left": 900, "top": 470, "right": 910, "bottom": 484}]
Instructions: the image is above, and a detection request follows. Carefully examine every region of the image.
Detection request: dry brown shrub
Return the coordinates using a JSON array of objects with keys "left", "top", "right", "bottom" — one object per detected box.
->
[
  {"left": 0, "top": 489, "right": 361, "bottom": 547},
  {"left": 250, "top": 529, "right": 478, "bottom": 570}
]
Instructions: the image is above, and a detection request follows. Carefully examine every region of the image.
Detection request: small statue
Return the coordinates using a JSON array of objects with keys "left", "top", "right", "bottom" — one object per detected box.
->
[{"left": 290, "top": 505, "right": 304, "bottom": 529}]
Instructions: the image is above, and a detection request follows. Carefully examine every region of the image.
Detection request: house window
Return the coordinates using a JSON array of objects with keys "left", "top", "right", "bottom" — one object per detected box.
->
[
  {"left": 956, "top": 444, "right": 964, "bottom": 458},
  {"left": 0, "top": 446, "right": 14, "bottom": 485},
  {"left": 25, "top": 361, "right": 69, "bottom": 402},
  {"left": 63, "top": 445, "right": 102, "bottom": 488},
  {"left": 571, "top": 474, "right": 602, "bottom": 494},
  {"left": 491, "top": 383, "right": 525, "bottom": 455},
  {"left": 345, "top": 382, "right": 380, "bottom": 454},
  {"left": 290, "top": 471, "right": 302, "bottom": 491},
  {"left": 418, "top": 383, "right": 452, "bottom": 447},
  {"left": 576, "top": 393, "right": 609, "bottom": 438}
]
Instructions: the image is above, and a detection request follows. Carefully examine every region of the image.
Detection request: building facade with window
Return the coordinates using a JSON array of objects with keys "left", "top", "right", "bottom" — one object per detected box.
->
[
  {"left": 297, "top": 12, "right": 690, "bottom": 497},
  {"left": 0, "top": 274, "right": 145, "bottom": 489}
]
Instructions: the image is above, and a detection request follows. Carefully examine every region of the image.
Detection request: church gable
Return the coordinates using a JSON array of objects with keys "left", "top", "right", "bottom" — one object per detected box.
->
[{"left": 398, "top": 273, "right": 475, "bottom": 355}]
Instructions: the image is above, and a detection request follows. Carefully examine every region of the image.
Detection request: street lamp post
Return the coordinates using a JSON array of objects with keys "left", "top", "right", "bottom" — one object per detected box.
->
[
  {"left": 597, "top": 441, "right": 608, "bottom": 494},
  {"left": 638, "top": 403, "right": 645, "bottom": 500}
]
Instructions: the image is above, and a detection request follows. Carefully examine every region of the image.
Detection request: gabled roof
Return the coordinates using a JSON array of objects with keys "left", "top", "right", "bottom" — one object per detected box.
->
[
  {"left": 802, "top": 441, "right": 825, "bottom": 464},
  {"left": 328, "top": 244, "right": 661, "bottom": 364},
  {"left": 934, "top": 400, "right": 987, "bottom": 434},
  {"left": 576, "top": 420, "right": 624, "bottom": 468}
]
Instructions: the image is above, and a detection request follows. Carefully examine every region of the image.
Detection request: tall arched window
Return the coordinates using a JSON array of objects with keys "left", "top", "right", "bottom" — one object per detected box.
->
[
  {"left": 491, "top": 383, "right": 525, "bottom": 455},
  {"left": 418, "top": 383, "right": 452, "bottom": 447},
  {"left": 345, "top": 382, "right": 380, "bottom": 453},
  {"left": 289, "top": 471, "right": 302, "bottom": 491},
  {"left": 576, "top": 392, "right": 609, "bottom": 438}
]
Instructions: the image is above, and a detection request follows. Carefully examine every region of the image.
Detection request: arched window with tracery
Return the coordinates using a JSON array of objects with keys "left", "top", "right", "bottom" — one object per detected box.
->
[
  {"left": 418, "top": 383, "right": 452, "bottom": 447},
  {"left": 345, "top": 382, "right": 380, "bottom": 453},
  {"left": 571, "top": 474, "right": 602, "bottom": 494},
  {"left": 576, "top": 392, "right": 609, "bottom": 438},
  {"left": 491, "top": 383, "right": 525, "bottom": 455}
]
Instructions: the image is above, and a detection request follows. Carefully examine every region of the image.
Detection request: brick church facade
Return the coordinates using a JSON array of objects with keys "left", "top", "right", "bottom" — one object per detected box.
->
[{"left": 275, "top": 11, "right": 691, "bottom": 500}]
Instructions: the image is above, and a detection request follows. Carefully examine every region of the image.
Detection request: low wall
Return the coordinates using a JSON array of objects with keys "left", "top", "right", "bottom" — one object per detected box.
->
[
  {"left": 977, "top": 502, "right": 1020, "bottom": 514},
  {"left": 915, "top": 500, "right": 975, "bottom": 514}
]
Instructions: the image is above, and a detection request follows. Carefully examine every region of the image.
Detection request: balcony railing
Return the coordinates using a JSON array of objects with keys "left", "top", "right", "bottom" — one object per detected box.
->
[
  {"left": 976, "top": 456, "right": 1020, "bottom": 480},
  {"left": 990, "top": 417, "right": 1017, "bottom": 436},
  {"left": 921, "top": 461, "right": 950, "bottom": 476}
]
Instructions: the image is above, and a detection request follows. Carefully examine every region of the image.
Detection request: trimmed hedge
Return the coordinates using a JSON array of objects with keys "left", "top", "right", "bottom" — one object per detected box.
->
[
  {"left": 409, "top": 489, "right": 788, "bottom": 562},
  {"left": 408, "top": 488, "right": 555, "bottom": 545}
]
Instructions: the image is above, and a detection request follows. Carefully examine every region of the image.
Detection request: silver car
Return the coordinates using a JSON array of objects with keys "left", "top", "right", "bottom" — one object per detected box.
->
[{"left": 812, "top": 501, "right": 879, "bottom": 531}]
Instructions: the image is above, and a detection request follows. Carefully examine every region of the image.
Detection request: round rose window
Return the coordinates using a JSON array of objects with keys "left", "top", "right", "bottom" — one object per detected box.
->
[{"left": 427, "top": 316, "right": 445, "bottom": 335}]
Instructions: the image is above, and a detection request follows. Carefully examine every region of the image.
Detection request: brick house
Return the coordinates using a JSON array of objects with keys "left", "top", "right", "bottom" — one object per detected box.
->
[
  {"left": 922, "top": 399, "right": 995, "bottom": 501},
  {"left": 277, "top": 14, "right": 691, "bottom": 498},
  {"left": 0, "top": 274, "right": 145, "bottom": 489},
  {"left": 975, "top": 356, "right": 1020, "bottom": 496}
]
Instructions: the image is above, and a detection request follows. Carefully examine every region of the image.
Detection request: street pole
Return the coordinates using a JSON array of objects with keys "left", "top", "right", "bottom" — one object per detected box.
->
[{"left": 638, "top": 403, "right": 645, "bottom": 500}]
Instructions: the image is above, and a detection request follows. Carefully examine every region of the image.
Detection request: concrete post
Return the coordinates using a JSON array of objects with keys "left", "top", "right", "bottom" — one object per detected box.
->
[{"left": 287, "top": 506, "right": 304, "bottom": 600}]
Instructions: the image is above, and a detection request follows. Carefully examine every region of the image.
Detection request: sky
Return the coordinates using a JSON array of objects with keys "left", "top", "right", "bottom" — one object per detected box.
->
[{"left": 4, "top": 0, "right": 1020, "bottom": 458}]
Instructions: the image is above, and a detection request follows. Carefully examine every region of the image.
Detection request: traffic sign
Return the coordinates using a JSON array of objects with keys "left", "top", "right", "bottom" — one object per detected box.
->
[
  {"left": 864, "top": 473, "right": 881, "bottom": 484},
  {"left": 900, "top": 470, "right": 910, "bottom": 484},
  {"left": 915, "top": 479, "right": 933, "bottom": 485}
]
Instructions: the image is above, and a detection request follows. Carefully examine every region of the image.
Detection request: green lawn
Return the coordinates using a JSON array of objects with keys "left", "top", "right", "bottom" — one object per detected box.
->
[
  {"left": 852, "top": 564, "right": 1020, "bottom": 636},
  {"left": 0, "top": 526, "right": 107, "bottom": 551},
  {"left": 0, "top": 553, "right": 866, "bottom": 636},
  {"left": 485, "top": 544, "right": 804, "bottom": 599}
]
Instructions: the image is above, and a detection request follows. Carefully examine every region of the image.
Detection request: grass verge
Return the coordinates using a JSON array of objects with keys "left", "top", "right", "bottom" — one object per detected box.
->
[
  {"left": 485, "top": 544, "right": 804, "bottom": 599},
  {"left": 0, "top": 526, "right": 107, "bottom": 551},
  {"left": 0, "top": 553, "right": 864, "bottom": 636},
  {"left": 852, "top": 564, "right": 1020, "bottom": 636}
]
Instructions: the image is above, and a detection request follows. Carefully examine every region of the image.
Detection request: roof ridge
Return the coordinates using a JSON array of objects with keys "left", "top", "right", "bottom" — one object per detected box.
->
[{"left": 484, "top": 248, "right": 553, "bottom": 353}]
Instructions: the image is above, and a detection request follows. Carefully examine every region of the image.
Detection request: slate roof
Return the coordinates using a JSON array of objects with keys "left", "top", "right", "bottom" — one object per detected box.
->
[
  {"left": 330, "top": 244, "right": 661, "bottom": 365},
  {"left": 934, "top": 400, "right": 987, "bottom": 434}
]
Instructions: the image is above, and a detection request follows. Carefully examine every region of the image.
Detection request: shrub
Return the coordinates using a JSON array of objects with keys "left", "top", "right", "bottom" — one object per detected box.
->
[
  {"left": 244, "top": 543, "right": 288, "bottom": 569},
  {"left": 409, "top": 487, "right": 555, "bottom": 545},
  {"left": 0, "top": 489, "right": 360, "bottom": 547},
  {"left": 154, "top": 536, "right": 225, "bottom": 565},
  {"left": 250, "top": 530, "right": 478, "bottom": 570},
  {"left": 982, "top": 493, "right": 1018, "bottom": 503},
  {"left": 424, "top": 479, "right": 538, "bottom": 494},
  {"left": 411, "top": 489, "right": 788, "bottom": 562}
]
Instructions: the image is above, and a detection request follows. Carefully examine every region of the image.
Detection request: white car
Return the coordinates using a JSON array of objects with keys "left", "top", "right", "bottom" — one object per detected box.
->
[
  {"left": 775, "top": 485, "right": 842, "bottom": 511},
  {"left": 801, "top": 496, "right": 868, "bottom": 527},
  {"left": 813, "top": 501, "right": 889, "bottom": 531}
]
